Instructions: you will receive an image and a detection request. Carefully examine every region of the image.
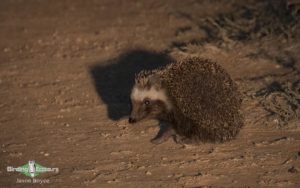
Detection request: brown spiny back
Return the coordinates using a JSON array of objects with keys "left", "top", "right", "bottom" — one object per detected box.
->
[{"left": 159, "top": 57, "right": 244, "bottom": 143}]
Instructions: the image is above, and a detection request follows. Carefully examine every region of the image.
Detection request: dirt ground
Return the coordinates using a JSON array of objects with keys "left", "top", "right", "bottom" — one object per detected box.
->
[{"left": 0, "top": 0, "right": 300, "bottom": 187}]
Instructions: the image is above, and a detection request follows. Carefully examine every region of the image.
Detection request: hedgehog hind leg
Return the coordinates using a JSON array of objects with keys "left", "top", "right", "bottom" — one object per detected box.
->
[{"left": 151, "top": 122, "right": 175, "bottom": 144}]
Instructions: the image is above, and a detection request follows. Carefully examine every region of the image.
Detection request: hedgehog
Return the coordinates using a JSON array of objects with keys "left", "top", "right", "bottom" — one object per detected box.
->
[{"left": 128, "top": 57, "right": 243, "bottom": 144}]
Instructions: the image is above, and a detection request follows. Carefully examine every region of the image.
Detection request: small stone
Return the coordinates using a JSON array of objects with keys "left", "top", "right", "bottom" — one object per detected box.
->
[
  {"left": 101, "top": 133, "right": 110, "bottom": 138},
  {"left": 3, "top": 48, "right": 10, "bottom": 52},
  {"left": 44, "top": 153, "right": 50, "bottom": 157},
  {"left": 92, "top": 42, "right": 98, "bottom": 47},
  {"left": 76, "top": 37, "right": 82, "bottom": 43},
  {"left": 273, "top": 119, "right": 279, "bottom": 124},
  {"left": 145, "top": 171, "right": 152, "bottom": 175},
  {"left": 43, "top": 121, "right": 50, "bottom": 125},
  {"left": 138, "top": 166, "right": 145, "bottom": 170},
  {"left": 107, "top": 179, "right": 117, "bottom": 183},
  {"left": 174, "top": 173, "right": 183, "bottom": 178}
]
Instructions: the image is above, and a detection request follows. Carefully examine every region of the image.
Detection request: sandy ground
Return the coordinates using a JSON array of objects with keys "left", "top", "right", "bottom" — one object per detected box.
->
[{"left": 0, "top": 0, "right": 300, "bottom": 187}]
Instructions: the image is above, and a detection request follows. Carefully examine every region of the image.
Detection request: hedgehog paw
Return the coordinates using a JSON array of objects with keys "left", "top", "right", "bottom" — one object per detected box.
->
[
  {"left": 150, "top": 137, "right": 166, "bottom": 144},
  {"left": 150, "top": 124, "right": 175, "bottom": 144},
  {"left": 150, "top": 132, "right": 174, "bottom": 144},
  {"left": 173, "top": 135, "right": 193, "bottom": 145}
]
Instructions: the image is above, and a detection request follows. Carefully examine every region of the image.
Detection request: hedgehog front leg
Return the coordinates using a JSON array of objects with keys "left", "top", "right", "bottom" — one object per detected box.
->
[
  {"left": 151, "top": 122, "right": 175, "bottom": 144},
  {"left": 173, "top": 135, "right": 194, "bottom": 145}
]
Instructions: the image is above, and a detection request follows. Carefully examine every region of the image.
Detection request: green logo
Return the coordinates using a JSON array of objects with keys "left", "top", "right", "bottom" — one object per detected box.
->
[{"left": 7, "top": 161, "right": 59, "bottom": 178}]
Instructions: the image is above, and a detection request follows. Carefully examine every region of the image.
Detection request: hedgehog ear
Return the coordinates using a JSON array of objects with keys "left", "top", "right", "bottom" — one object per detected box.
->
[{"left": 149, "top": 74, "right": 162, "bottom": 89}]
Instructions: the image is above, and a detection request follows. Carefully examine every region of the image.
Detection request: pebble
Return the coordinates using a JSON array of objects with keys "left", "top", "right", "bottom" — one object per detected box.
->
[
  {"left": 174, "top": 173, "right": 183, "bottom": 178},
  {"left": 76, "top": 37, "right": 82, "bottom": 43},
  {"left": 138, "top": 166, "right": 145, "bottom": 170},
  {"left": 107, "top": 179, "right": 118, "bottom": 183},
  {"left": 44, "top": 153, "right": 50, "bottom": 157},
  {"left": 37, "top": 39, "right": 43, "bottom": 44},
  {"left": 145, "top": 171, "right": 152, "bottom": 175},
  {"left": 101, "top": 133, "right": 110, "bottom": 138},
  {"left": 3, "top": 47, "right": 10, "bottom": 53},
  {"left": 42, "top": 121, "right": 50, "bottom": 125}
]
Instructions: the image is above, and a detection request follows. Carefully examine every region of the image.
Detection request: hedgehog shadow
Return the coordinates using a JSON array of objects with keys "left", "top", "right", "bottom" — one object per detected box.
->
[{"left": 90, "top": 49, "right": 173, "bottom": 120}]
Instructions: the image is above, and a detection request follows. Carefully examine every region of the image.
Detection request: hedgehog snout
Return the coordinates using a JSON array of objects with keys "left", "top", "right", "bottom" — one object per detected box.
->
[{"left": 128, "top": 117, "right": 137, "bottom": 124}]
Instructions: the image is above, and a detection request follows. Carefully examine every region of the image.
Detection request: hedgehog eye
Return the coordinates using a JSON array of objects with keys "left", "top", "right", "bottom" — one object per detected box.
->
[{"left": 143, "top": 99, "right": 150, "bottom": 106}]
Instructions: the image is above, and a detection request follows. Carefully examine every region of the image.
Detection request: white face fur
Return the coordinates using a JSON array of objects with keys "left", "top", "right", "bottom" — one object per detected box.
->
[{"left": 131, "top": 86, "right": 172, "bottom": 110}]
